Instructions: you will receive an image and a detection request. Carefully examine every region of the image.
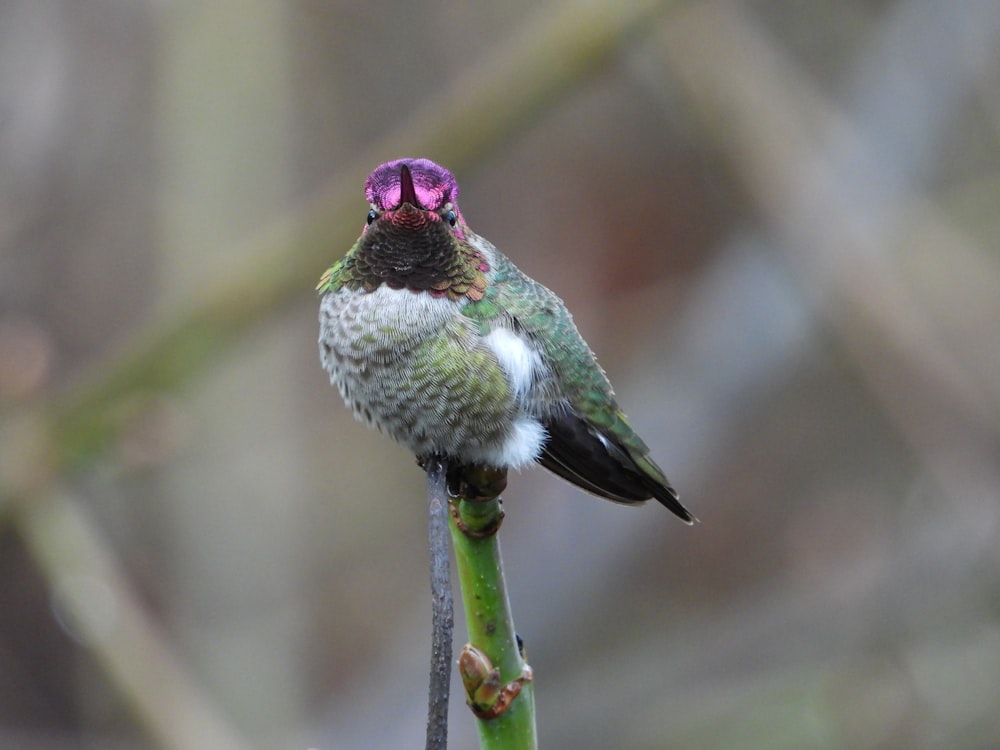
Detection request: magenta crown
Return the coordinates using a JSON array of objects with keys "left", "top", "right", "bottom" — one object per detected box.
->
[{"left": 365, "top": 158, "right": 459, "bottom": 212}]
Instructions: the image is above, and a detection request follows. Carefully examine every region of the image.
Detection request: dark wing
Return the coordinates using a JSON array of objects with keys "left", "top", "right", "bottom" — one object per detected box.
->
[{"left": 538, "top": 407, "right": 693, "bottom": 522}]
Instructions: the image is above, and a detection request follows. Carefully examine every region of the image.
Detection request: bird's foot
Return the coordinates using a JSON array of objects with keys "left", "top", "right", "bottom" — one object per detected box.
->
[
  {"left": 458, "top": 644, "right": 533, "bottom": 720},
  {"left": 446, "top": 464, "right": 507, "bottom": 537},
  {"left": 416, "top": 453, "right": 445, "bottom": 474},
  {"left": 445, "top": 463, "right": 507, "bottom": 501}
]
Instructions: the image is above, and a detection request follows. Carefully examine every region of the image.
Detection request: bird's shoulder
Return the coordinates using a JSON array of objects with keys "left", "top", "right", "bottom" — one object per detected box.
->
[{"left": 316, "top": 251, "right": 357, "bottom": 294}]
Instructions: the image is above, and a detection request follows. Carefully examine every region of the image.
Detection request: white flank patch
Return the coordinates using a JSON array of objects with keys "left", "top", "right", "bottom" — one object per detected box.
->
[
  {"left": 484, "top": 327, "right": 541, "bottom": 401},
  {"left": 496, "top": 417, "right": 546, "bottom": 468}
]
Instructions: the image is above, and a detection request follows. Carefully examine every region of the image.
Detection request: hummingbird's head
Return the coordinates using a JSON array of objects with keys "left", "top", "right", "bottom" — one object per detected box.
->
[
  {"left": 349, "top": 159, "right": 488, "bottom": 301},
  {"left": 363, "top": 158, "right": 469, "bottom": 240}
]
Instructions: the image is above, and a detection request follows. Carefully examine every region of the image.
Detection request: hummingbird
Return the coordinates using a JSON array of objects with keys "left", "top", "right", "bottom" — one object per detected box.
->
[{"left": 318, "top": 158, "right": 693, "bottom": 523}]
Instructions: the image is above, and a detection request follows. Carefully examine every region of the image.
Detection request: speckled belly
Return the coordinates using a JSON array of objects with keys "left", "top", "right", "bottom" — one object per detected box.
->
[{"left": 319, "top": 286, "right": 520, "bottom": 463}]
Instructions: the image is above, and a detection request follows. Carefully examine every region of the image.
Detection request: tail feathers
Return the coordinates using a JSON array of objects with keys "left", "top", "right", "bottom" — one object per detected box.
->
[{"left": 538, "top": 411, "right": 695, "bottom": 524}]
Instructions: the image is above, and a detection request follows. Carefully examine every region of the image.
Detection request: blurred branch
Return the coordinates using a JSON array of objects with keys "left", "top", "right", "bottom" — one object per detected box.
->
[
  {"left": 649, "top": 1, "right": 1000, "bottom": 501},
  {"left": 0, "top": 1, "right": 685, "bottom": 748},
  {"left": 0, "top": 0, "right": 681, "bottom": 483},
  {"left": 13, "top": 489, "right": 250, "bottom": 750}
]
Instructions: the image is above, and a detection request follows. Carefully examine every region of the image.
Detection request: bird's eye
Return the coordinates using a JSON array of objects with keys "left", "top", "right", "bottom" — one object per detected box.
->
[
  {"left": 367, "top": 209, "right": 377, "bottom": 225},
  {"left": 445, "top": 210, "right": 457, "bottom": 227}
]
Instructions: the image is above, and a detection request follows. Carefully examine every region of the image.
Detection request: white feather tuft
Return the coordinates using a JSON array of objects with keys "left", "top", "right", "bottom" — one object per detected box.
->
[
  {"left": 495, "top": 417, "right": 546, "bottom": 468},
  {"left": 484, "top": 327, "right": 541, "bottom": 401}
]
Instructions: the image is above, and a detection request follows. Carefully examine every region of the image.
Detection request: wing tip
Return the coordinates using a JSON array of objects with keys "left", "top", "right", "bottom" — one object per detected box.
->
[{"left": 652, "top": 485, "right": 697, "bottom": 525}]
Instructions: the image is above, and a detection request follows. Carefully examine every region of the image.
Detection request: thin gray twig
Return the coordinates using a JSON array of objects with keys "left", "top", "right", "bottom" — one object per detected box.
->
[{"left": 426, "top": 460, "right": 453, "bottom": 750}]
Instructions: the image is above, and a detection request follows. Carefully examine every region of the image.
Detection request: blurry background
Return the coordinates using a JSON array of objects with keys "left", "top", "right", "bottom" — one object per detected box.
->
[{"left": 1, "top": 0, "right": 999, "bottom": 748}]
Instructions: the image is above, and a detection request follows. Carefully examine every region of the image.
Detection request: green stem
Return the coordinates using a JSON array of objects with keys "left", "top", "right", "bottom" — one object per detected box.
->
[{"left": 449, "top": 495, "right": 537, "bottom": 749}]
